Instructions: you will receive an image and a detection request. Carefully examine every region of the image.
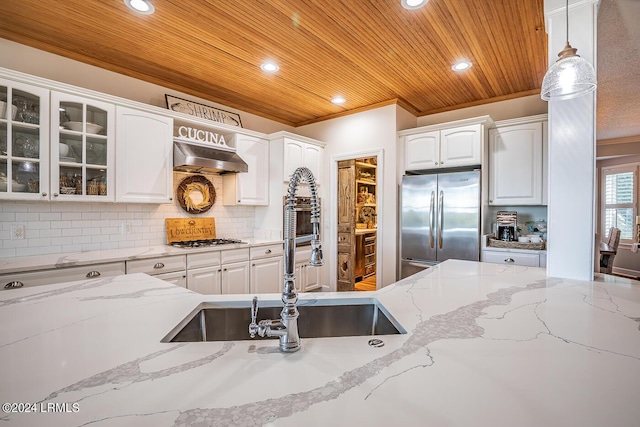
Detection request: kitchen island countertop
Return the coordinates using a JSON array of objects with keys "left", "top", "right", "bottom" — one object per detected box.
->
[{"left": 1, "top": 260, "right": 639, "bottom": 426}]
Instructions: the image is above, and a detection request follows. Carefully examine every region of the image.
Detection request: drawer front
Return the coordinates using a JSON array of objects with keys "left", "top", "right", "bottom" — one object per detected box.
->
[
  {"left": 187, "top": 251, "right": 221, "bottom": 270},
  {"left": 1, "top": 262, "right": 126, "bottom": 290},
  {"left": 154, "top": 271, "right": 187, "bottom": 288},
  {"left": 221, "top": 247, "right": 250, "bottom": 264},
  {"left": 126, "top": 255, "right": 187, "bottom": 275},
  {"left": 250, "top": 243, "right": 284, "bottom": 260},
  {"left": 482, "top": 251, "right": 539, "bottom": 267}
]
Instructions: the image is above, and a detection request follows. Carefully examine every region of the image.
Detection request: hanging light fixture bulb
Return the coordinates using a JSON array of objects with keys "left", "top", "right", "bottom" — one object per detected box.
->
[{"left": 541, "top": 0, "right": 596, "bottom": 101}]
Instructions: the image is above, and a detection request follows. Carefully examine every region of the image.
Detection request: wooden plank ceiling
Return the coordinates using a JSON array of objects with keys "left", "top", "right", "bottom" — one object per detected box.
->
[{"left": 0, "top": 0, "right": 547, "bottom": 127}]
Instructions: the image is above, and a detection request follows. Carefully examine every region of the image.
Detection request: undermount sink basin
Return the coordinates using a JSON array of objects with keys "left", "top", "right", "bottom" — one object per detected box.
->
[{"left": 162, "top": 298, "right": 406, "bottom": 343}]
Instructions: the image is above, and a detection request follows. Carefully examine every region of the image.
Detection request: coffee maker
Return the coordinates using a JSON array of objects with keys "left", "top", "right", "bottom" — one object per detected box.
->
[{"left": 496, "top": 211, "right": 517, "bottom": 241}]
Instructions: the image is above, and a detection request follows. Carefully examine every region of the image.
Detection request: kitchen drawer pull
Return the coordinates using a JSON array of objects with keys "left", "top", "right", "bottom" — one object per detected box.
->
[
  {"left": 4, "top": 281, "right": 24, "bottom": 290},
  {"left": 154, "top": 263, "right": 165, "bottom": 269},
  {"left": 265, "top": 249, "right": 272, "bottom": 254},
  {"left": 505, "top": 258, "right": 515, "bottom": 263},
  {"left": 86, "top": 271, "right": 101, "bottom": 278}
]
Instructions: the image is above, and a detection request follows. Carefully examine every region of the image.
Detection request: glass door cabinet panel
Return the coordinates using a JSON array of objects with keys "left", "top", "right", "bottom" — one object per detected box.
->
[
  {"left": 0, "top": 79, "right": 50, "bottom": 200},
  {"left": 51, "top": 92, "right": 114, "bottom": 201}
]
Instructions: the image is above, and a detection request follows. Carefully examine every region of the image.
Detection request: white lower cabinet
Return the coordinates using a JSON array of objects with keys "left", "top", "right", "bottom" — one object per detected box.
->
[
  {"left": 295, "top": 247, "right": 321, "bottom": 292},
  {"left": 186, "top": 248, "right": 251, "bottom": 294},
  {"left": 221, "top": 261, "right": 250, "bottom": 294},
  {"left": 154, "top": 271, "right": 187, "bottom": 287},
  {"left": 126, "top": 255, "right": 186, "bottom": 275},
  {"left": 250, "top": 243, "right": 284, "bottom": 294},
  {"left": 1, "top": 262, "right": 126, "bottom": 290},
  {"left": 482, "top": 250, "right": 542, "bottom": 267}
]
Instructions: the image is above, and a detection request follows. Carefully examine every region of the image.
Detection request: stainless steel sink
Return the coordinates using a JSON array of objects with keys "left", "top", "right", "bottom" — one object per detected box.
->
[{"left": 162, "top": 298, "right": 406, "bottom": 342}]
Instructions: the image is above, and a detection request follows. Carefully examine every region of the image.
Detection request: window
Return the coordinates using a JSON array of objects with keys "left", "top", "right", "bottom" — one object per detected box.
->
[{"left": 601, "top": 164, "right": 638, "bottom": 243}]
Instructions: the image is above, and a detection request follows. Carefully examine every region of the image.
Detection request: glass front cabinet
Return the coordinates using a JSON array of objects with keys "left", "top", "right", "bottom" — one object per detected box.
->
[
  {"left": 0, "top": 79, "right": 50, "bottom": 200},
  {"left": 50, "top": 91, "right": 115, "bottom": 201}
]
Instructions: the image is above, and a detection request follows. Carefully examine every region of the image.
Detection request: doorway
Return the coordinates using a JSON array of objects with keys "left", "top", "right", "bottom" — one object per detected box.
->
[{"left": 336, "top": 154, "right": 379, "bottom": 291}]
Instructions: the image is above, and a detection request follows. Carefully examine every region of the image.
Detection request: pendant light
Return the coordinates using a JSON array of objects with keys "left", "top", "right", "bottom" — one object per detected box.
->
[{"left": 540, "top": 0, "right": 596, "bottom": 101}]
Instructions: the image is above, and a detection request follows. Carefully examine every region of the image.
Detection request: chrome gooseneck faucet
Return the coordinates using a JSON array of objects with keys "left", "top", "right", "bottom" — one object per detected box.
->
[{"left": 248, "top": 167, "right": 323, "bottom": 352}]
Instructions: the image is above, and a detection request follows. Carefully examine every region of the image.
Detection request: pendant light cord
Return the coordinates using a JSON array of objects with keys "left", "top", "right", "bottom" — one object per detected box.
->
[{"left": 565, "top": 0, "right": 569, "bottom": 46}]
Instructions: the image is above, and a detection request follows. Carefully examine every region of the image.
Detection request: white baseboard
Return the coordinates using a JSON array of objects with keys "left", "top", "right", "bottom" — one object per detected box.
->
[{"left": 612, "top": 266, "right": 640, "bottom": 280}]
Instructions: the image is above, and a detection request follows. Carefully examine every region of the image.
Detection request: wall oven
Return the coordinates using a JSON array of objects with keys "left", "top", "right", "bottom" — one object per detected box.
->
[{"left": 284, "top": 196, "right": 321, "bottom": 247}]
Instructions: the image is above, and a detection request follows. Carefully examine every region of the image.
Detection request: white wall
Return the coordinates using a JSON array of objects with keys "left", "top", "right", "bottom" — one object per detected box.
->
[{"left": 296, "top": 105, "right": 401, "bottom": 289}]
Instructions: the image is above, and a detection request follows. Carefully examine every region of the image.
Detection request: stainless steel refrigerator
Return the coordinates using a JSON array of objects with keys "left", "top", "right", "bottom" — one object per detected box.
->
[{"left": 400, "top": 169, "right": 481, "bottom": 279}]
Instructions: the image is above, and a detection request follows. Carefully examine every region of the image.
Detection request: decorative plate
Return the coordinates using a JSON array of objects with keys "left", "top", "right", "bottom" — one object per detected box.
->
[
  {"left": 176, "top": 175, "right": 216, "bottom": 214},
  {"left": 359, "top": 206, "right": 375, "bottom": 224}
]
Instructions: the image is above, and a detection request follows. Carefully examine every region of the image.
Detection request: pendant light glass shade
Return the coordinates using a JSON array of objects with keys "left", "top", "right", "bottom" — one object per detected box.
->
[
  {"left": 541, "top": 44, "right": 597, "bottom": 101},
  {"left": 540, "top": 0, "right": 597, "bottom": 101}
]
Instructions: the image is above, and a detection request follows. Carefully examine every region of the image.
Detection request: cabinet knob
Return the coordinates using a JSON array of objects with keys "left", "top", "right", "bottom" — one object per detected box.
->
[
  {"left": 489, "top": 199, "right": 493, "bottom": 203},
  {"left": 505, "top": 258, "right": 515, "bottom": 263},
  {"left": 169, "top": 197, "right": 173, "bottom": 201},
  {"left": 53, "top": 193, "right": 59, "bottom": 197},
  {"left": 224, "top": 268, "right": 227, "bottom": 271},
  {"left": 153, "top": 262, "right": 165, "bottom": 269},
  {"left": 237, "top": 200, "right": 241, "bottom": 203},
  {"left": 252, "top": 263, "right": 255, "bottom": 267},
  {"left": 4, "top": 281, "right": 24, "bottom": 290},
  {"left": 440, "top": 161, "right": 444, "bottom": 165},
  {"left": 435, "top": 162, "right": 438, "bottom": 165},
  {"left": 86, "top": 271, "right": 101, "bottom": 278},
  {"left": 41, "top": 192, "right": 47, "bottom": 197},
  {"left": 265, "top": 249, "right": 271, "bottom": 254}
]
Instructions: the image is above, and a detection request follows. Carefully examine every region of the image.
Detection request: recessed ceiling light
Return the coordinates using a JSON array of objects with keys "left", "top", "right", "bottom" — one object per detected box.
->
[
  {"left": 260, "top": 61, "right": 279, "bottom": 73},
  {"left": 401, "top": 0, "right": 429, "bottom": 10},
  {"left": 331, "top": 96, "right": 346, "bottom": 105},
  {"left": 124, "top": 0, "right": 155, "bottom": 14},
  {"left": 452, "top": 60, "right": 472, "bottom": 71}
]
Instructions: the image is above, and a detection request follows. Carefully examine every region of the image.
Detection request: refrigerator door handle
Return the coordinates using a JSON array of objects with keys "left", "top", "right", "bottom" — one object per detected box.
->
[
  {"left": 429, "top": 191, "right": 435, "bottom": 248},
  {"left": 438, "top": 190, "right": 444, "bottom": 249}
]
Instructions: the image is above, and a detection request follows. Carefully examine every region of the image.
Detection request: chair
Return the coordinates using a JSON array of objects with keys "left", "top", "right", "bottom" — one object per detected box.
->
[{"left": 600, "top": 227, "right": 621, "bottom": 274}]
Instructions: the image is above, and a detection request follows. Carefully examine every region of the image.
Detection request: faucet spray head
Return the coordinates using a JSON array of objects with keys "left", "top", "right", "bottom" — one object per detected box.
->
[{"left": 309, "top": 238, "right": 324, "bottom": 266}]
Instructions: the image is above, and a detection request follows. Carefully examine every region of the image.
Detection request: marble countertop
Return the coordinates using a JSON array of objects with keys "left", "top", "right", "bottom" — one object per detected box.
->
[
  {"left": 1, "top": 260, "right": 639, "bottom": 426},
  {"left": 0, "top": 238, "right": 281, "bottom": 275}
]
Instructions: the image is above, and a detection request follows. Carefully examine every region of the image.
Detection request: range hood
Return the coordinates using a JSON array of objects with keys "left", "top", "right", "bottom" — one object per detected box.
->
[{"left": 173, "top": 141, "right": 248, "bottom": 174}]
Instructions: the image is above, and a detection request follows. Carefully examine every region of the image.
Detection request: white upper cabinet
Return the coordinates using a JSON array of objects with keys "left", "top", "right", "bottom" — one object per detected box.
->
[
  {"left": 115, "top": 106, "right": 173, "bottom": 203},
  {"left": 401, "top": 118, "right": 490, "bottom": 172},
  {"left": 488, "top": 117, "right": 546, "bottom": 205},
  {"left": 223, "top": 134, "right": 269, "bottom": 205},
  {"left": 440, "top": 124, "right": 482, "bottom": 168},
  {"left": 283, "top": 137, "right": 323, "bottom": 184},
  {"left": 0, "top": 79, "right": 50, "bottom": 201},
  {"left": 51, "top": 91, "right": 115, "bottom": 202},
  {"left": 404, "top": 131, "right": 439, "bottom": 170}
]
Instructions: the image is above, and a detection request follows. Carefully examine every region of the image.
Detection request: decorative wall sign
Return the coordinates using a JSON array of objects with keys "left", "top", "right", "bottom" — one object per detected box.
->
[
  {"left": 165, "top": 95, "right": 243, "bottom": 128},
  {"left": 176, "top": 125, "right": 230, "bottom": 149}
]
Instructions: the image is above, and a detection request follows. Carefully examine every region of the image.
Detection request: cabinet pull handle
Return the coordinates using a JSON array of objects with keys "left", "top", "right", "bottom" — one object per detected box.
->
[
  {"left": 265, "top": 249, "right": 271, "bottom": 254},
  {"left": 154, "top": 263, "right": 165, "bottom": 269},
  {"left": 86, "top": 271, "right": 101, "bottom": 278},
  {"left": 505, "top": 258, "right": 515, "bottom": 263},
  {"left": 4, "top": 281, "right": 24, "bottom": 290}
]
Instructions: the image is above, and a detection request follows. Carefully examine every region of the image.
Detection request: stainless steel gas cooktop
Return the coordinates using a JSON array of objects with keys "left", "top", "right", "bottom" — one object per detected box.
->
[{"left": 170, "top": 238, "right": 246, "bottom": 249}]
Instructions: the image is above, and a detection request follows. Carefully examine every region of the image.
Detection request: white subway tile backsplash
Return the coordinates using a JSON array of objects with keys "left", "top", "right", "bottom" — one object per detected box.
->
[
  {"left": 40, "top": 212, "right": 62, "bottom": 221},
  {"left": 0, "top": 248, "right": 16, "bottom": 257},
  {"left": 62, "top": 228, "right": 82, "bottom": 237},
  {"left": 1, "top": 175, "right": 257, "bottom": 258}
]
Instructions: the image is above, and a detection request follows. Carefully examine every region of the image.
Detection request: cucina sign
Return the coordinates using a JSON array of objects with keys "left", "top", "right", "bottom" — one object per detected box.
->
[{"left": 177, "top": 125, "right": 229, "bottom": 148}]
